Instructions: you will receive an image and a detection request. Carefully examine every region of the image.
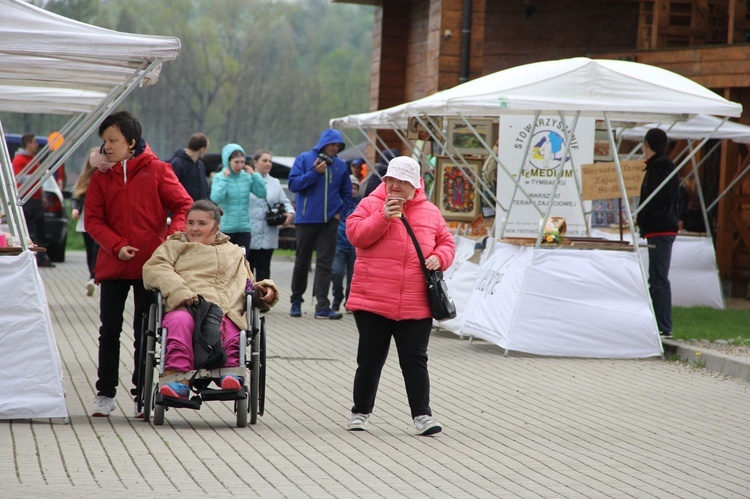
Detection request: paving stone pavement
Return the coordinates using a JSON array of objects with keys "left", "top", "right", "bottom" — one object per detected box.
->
[{"left": 2, "top": 251, "right": 750, "bottom": 498}]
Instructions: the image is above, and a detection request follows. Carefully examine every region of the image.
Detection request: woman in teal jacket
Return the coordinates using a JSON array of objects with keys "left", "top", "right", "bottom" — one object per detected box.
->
[{"left": 210, "top": 143, "right": 267, "bottom": 256}]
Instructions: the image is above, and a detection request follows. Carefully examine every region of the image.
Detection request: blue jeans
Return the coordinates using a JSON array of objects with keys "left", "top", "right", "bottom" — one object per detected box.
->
[
  {"left": 647, "top": 235, "right": 675, "bottom": 334},
  {"left": 332, "top": 246, "right": 356, "bottom": 310}
]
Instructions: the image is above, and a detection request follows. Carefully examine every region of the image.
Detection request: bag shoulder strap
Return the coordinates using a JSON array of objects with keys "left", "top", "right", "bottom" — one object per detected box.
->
[{"left": 400, "top": 216, "right": 431, "bottom": 280}]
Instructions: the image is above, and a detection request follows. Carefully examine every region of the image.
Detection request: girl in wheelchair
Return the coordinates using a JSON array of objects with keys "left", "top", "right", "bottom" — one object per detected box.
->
[{"left": 142, "top": 200, "right": 279, "bottom": 400}]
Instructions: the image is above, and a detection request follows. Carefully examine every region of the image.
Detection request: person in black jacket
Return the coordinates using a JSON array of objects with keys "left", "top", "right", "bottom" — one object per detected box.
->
[
  {"left": 637, "top": 128, "right": 680, "bottom": 339},
  {"left": 167, "top": 133, "right": 210, "bottom": 201}
]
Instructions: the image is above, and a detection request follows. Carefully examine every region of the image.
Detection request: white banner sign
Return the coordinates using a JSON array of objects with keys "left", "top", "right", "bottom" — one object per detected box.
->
[{"left": 496, "top": 115, "right": 595, "bottom": 237}]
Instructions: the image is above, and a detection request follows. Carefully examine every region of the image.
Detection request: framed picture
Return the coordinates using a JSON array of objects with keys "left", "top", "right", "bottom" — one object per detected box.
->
[
  {"left": 593, "top": 130, "right": 613, "bottom": 161},
  {"left": 446, "top": 118, "right": 494, "bottom": 156},
  {"left": 433, "top": 157, "right": 482, "bottom": 222},
  {"left": 407, "top": 116, "right": 443, "bottom": 141}
]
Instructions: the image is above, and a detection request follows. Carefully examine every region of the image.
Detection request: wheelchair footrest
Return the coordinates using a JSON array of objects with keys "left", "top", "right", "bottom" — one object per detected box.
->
[
  {"left": 155, "top": 392, "right": 202, "bottom": 410},
  {"left": 199, "top": 388, "right": 246, "bottom": 402}
]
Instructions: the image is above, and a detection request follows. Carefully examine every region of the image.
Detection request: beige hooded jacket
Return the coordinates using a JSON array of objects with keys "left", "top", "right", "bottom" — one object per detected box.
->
[{"left": 142, "top": 231, "right": 279, "bottom": 330}]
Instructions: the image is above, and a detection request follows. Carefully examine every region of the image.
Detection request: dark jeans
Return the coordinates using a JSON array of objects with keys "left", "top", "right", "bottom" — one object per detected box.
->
[
  {"left": 291, "top": 219, "right": 339, "bottom": 311},
  {"left": 352, "top": 310, "right": 433, "bottom": 418},
  {"left": 332, "top": 246, "right": 355, "bottom": 310},
  {"left": 82, "top": 231, "right": 100, "bottom": 280},
  {"left": 647, "top": 235, "right": 675, "bottom": 334},
  {"left": 96, "top": 279, "right": 151, "bottom": 399},
  {"left": 225, "top": 232, "right": 251, "bottom": 258},
  {"left": 248, "top": 248, "right": 274, "bottom": 281}
]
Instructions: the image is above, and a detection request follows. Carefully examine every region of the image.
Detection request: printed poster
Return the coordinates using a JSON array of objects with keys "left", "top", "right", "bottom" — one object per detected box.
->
[{"left": 496, "top": 115, "right": 595, "bottom": 237}]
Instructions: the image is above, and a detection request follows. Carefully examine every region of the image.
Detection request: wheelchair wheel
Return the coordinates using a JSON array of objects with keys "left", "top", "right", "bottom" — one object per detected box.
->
[
  {"left": 142, "top": 335, "right": 155, "bottom": 423},
  {"left": 236, "top": 390, "right": 248, "bottom": 428},
  {"left": 142, "top": 303, "right": 158, "bottom": 423},
  {"left": 153, "top": 392, "right": 165, "bottom": 426},
  {"left": 249, "top": 331, "right": 260, "bottom": 424},
  {"left": 259, "top": 317, "right": 266, "bottom": 417}
]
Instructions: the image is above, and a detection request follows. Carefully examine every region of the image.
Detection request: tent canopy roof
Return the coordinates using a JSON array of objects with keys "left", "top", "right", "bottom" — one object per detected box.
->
[
  {"left": 0, "top": 0, "right": 181, "bottom": 112},
  {"left": 332, "top": 58, "right": 742, "bottom": 129},
  {"left": 620, "top": 114, "right": 750, "bottom": 144},
  {"left": 0, "top": 85, "right": 108, "bottom": 115}
]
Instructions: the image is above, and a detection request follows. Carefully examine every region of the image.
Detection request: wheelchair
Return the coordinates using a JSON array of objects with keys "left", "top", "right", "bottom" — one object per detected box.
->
[{"left": 135, "top": 290, "right": 267, "bottom": 427}]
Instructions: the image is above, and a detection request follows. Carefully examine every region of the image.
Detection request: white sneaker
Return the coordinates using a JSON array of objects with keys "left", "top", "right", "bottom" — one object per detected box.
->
[
  {"left": 414, "top": 415, "right": 442, "bottom": 436},
  {"left": 347, "top": 413, "right": 371, "bottom": 431},
  {"left": 92, "top": 395, "right": 116, "bottom": 417},
  {"left": 86, "top": 279, "right": 96, "bottom": 297}
]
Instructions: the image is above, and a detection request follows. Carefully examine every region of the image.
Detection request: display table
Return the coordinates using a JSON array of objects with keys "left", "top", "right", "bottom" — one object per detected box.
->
[{"left": 443, "top": 237, "right": 663, "bottom": 359}]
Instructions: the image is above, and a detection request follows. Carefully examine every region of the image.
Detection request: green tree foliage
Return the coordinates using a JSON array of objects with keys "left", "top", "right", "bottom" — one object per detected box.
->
[{"left": 2, "top": 0, "right": 373, "bottom": 174}]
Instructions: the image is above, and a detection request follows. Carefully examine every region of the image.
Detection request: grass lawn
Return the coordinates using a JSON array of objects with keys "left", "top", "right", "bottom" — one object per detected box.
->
[{"left": 673, "top": 306, "right": 750, "bottom": 344}]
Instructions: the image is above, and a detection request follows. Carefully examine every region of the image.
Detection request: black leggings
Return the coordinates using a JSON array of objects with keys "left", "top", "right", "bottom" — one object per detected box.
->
[{"left": 351, "top": 310, "right": 433, "bottom": 418}]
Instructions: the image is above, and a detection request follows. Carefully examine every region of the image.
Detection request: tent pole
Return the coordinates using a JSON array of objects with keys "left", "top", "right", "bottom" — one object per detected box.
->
[
  {"left": 557, "top": 111, "right": 590, "bottom": 236},
  {"left": 603, "top": 112, "right": 638, "bottom": 250},
  {"left": 707, "top": 150, "right": 750, "bottom": 213},
  {"left": 534, "top": 112, "right": 581, "bottom": 248},
  {"left": 0, "top": 117, "right": 29, "bottom": 249},
  {"left": 685, "top": 141, "right": 713, "bottom": 241},
  {"left": 414, "top": 114, "right": 496, "bottom": 210},
  {"left": 18, "top": 59, "right": 156, "bottom": 203},
  {"left": 634, "top": 117, "right": 727, "bottom": 218}
]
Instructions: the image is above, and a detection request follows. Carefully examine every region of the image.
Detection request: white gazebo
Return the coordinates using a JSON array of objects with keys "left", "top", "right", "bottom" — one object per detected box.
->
[
  {"left": 332, "top": 58, "right": 742, "bottom": 358},
  {"left": 0, "top": 0, "right": 180, "bottom": 420}
]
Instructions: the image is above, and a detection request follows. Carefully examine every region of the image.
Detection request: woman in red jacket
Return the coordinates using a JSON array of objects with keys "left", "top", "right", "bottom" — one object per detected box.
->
[
  {"left": 345, "top": 156, "right": 455, "bottom": 435},
  {"left": 84, "top": 111, "right": 193, "bottom": 418}
]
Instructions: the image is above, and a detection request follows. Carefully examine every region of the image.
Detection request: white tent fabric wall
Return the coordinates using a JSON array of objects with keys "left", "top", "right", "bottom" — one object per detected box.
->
[
  {"left": 591, "top": 230, "right": 725, "bottom": 309},
  {"left": 0, "top": 252, "right": 67, "bottom": 419},
  {"left": 331, "top": 57, "right": 742, "bottom": 358},
  {"left": 437, "top": 236, "right": 485, "bottom": 335},
  {"left": 460, "top": 242, "right": 663, "bottom": 358},
  {"left": 0, "top": 0, "right": 181, "bottom": 420}
]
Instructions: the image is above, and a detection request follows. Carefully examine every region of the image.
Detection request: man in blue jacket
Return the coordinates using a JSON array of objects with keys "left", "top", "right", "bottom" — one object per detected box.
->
[{"left": 288, "top": 129, "right": 353, "bottom": 319}]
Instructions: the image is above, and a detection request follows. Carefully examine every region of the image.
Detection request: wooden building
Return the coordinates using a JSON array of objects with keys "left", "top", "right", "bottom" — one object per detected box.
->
[{"left": 336, "top": 0, "right": 750, "bottom": 297}]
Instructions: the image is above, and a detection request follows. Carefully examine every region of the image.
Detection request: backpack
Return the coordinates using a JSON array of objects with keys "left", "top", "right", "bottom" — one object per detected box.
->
[{"left": 188, "top": 295, "right": 228, "bottom": 370}]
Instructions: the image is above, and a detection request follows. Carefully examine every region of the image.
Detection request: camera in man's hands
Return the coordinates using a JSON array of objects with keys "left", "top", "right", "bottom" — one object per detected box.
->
[{"left": 317, "top": 153, "right": 334, "bottom": 166}]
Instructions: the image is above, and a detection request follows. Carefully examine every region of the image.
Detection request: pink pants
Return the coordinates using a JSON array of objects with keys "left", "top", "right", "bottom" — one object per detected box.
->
[{"left": 161, "top": 309, "right": 240, "bottom": 372}]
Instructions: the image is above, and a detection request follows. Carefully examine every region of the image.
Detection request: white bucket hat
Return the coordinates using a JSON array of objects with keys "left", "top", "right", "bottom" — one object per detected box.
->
[{"left": 383, "top": 156, "right": 421, "bottom": 188}]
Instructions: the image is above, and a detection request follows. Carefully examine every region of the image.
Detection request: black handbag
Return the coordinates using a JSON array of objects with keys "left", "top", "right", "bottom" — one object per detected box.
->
[
  {"left": 400, "top": 216, "right": 457, "bottom": 321},
  {"left": 264, "top": 201, "right": 286, "bottom": 226},
  {"left": 188, "top": 295, "right": 228, "bottom": 370}
]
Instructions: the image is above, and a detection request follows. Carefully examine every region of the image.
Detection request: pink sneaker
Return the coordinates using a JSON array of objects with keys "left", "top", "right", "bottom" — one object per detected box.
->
[
  {"left": 160, "top": 382, "right": 189, "bottom": 399},
  {"left": 220, "top": 375, "right": 241, "bottom": 391}
]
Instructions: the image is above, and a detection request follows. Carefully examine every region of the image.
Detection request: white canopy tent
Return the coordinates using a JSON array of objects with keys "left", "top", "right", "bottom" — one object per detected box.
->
[
  {"left": 620, "top": 113, "right": 750, "bottom": 143},
  {"left": 332, "top": 58, "right": 742, "bottom": 358},
  {"left": 0, "top": 0, "right": 180, "bottom": 420},
  {"left": 616, "top": 114, "right": 750, "bottom": 309}
]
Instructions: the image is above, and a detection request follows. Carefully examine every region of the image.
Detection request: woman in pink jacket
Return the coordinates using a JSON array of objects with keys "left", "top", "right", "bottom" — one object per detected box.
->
[{"left": 345, "top": 156, "right": 455, "bottom": 435}]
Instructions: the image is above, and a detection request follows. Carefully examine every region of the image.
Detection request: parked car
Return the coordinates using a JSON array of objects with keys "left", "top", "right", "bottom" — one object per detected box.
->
[{"left": 4, "top": 134, "right": 68, "bottom": 262}]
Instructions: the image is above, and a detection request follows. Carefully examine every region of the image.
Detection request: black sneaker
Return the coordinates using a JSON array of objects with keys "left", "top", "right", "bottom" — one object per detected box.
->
[{"left": 660, "top": 331, "right": 673, "bottom": 339}]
